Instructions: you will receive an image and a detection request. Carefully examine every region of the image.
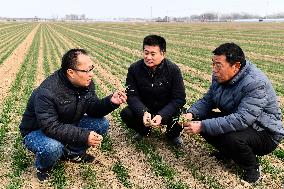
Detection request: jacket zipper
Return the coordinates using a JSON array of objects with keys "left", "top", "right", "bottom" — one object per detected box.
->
[
  {"left": 73, "top": 91, "right": 80, "bottom": 121},
  {"left": 218, "top": 86, "right": 224, "bottom": 108}
]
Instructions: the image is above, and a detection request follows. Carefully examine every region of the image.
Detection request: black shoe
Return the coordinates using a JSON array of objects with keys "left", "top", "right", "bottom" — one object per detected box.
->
[
  {"left": 243, "top": 166, "right": 261, "bottom": 183},
  {"left": 170, "top": 137, "right": 183, "bottom": 147},
  {"left": 36, "top": 168, "right": 51, "bottom": 181},
  {"left": 69, "top": 153, "right": 96, "bottom": 163}
]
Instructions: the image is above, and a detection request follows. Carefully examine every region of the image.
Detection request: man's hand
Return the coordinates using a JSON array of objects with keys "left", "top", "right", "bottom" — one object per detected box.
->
[
  {"left": 151, "top": 115, "right": 162, "bottom": 128},
  {"left": 111, "top": 90, "right": 127, "bottom": 105},
  {"left": 143, "top": 111, "right": 152, "bottom": 127},
  {"left": 87, "top": 131, "right": 103, "bottom": 147},
  {"left": 183, "top": 113, "right": 193, "bottom": 121},
  {"left": 183, "top": 121, "right": 202, "bottom": 135}
]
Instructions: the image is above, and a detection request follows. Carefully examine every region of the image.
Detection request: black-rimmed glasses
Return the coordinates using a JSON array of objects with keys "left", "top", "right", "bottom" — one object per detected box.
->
[{"left": 71, "top": 65, "right": 94, "bottom": 73}]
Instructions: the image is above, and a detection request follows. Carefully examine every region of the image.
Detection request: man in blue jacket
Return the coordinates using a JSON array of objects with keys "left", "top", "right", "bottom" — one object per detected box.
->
[
  {"left": 20, "top": 49, "right": 127, "bottom": 181},
  {"left": 181, "top": 43, "right": 284, "bottom": 183},
  {"left": 120, "top": 35, "right": 186, "bottom": 146}
]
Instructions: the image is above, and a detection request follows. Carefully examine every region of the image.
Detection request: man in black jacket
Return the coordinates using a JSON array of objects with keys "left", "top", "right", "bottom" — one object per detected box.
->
[
  {"left": 20, "top": 49, "right": 127, "bottom": 181},
  {"left": 120, "top": 35, "right": 186, "bottom": 146}
]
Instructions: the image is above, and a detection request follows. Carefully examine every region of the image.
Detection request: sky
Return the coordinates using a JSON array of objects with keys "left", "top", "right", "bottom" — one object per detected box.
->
[{"left": 0, "top": 0, "right": 283, "bottom": 19}]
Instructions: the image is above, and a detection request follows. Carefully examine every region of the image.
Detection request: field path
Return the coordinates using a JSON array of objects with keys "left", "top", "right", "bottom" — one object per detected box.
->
[
  {"left": 0, "top": 24, "right": 40, "bottom": 106},
  {"left": 35, "top": 26, "right": 45, "bottom": 86}
]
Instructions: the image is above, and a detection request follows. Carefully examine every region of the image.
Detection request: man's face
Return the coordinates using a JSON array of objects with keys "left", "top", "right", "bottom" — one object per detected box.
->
[
  {"left": 143, "top": 45, "right": 165, "bottom": 69},
  {"left": 212, "top": 55, "right": 240, "bottom": 84},
  {"left": 67, "top": 54, "right": 94, "bottom": 87}
]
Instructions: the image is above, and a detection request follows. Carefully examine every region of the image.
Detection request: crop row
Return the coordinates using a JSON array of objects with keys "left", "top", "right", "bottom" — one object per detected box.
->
[
  {"left": 48, "top": 23, "right": 284, "bottom": 188},
  {"left": 0, "top": 22, "right": 283, "bottom": 188}
]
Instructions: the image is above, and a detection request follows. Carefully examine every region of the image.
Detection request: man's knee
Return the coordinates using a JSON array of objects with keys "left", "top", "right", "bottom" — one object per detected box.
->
[
  {"left": 97, "top": 117, "right": 109, "bottom": 134},
  {"left": 201, "top": 131, "right": 246, "bottom": 154},
  {"left": 38, "top": 140, "right": 64, "bottom": 158},
  {"left": 79, "top": 116, "right": 109, "bottom": 135},
  {"left": 120, "top": 106, "right": 134, "bottom": 122},
  {"left": 91, "top": 117, "right": 109, "bottom": 135},
  {"left": 219, "top": 132, "right": 248, "bottom": 153}
]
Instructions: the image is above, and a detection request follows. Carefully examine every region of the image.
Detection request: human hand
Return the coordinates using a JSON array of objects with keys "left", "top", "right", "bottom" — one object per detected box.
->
[
  {"left": 143, "top": 111, "right": 152, "bottom": 127},
  {"left": 87, "top": 131, "right": 103, "bottom": 147},
  {"left": 183, "top": 121, "right": 202, "bottom": 135},
  {"left": 151, "top": 115, "right": 162, "bottom": 128},
  {"left": 111, "top": 90, "right": 127, "bottom": 105}
]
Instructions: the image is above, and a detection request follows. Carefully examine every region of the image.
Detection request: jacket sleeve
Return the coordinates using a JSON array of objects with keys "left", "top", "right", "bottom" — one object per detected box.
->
[
  {"left": 86, "top": 93, "right": 118, "bottom": 117},
  {"left": 158, "top": 67, "right": 186, "bottom": 120},
  {"left": 35, "top": 88, "right": 90, "bottom": 146},
  {"left": 86, "top": 82, "right": 118, "bottom": 117},
  {"left": 187, "top": 83, "right": 216, "bottom": 120},
  {"left": 126, "top": 66, "right": 149, "bottom": 118},
  {"left": 201, "top": 81, "right": 269, "bottom": 136}
]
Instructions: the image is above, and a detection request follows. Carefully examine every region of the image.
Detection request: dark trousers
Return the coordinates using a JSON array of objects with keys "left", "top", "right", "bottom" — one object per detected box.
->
[
  {"left": 201, "top": 112, "right": 277, "bottom": 170},
  {"left": 120, "top": 106, "right": 183, "bottom": 139}
]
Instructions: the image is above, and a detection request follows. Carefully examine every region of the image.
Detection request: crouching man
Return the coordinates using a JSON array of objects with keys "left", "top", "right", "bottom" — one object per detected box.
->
[
  {"left": 181, "top": 43, "right": 284, "bottom": 183},
  {"left": 19, "top": 49, "right": 127, "bottom": 181},
  {"left": 120, "top": 35, "right": 186, "bottom": 146}
]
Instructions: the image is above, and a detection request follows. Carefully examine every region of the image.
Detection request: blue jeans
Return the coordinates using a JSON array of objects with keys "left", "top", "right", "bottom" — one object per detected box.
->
[{"left": 23, "top": 116, "right": 109, "bottom": 170}]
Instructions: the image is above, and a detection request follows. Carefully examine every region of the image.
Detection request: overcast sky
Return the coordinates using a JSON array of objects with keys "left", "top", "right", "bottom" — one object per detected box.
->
[{"left": 1, "top": 0, "right": 283, "bottom": 18}]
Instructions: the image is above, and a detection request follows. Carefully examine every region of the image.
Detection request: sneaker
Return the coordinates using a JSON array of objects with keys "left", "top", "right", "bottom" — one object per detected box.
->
[
  {"left": 132, "top": 133, "right": 143, "bottom": 141},
  {"left": 243, "top": 166, "right": 261, "bottom": 183},
  {"left": 171, "top": 137, "right": 183, "bottom": 147},
  {"left": 69, "top": 153, "right": 96, "bottom": 163},
  {"left": 36, "top": 168, "right": 51, "bottom": 181}
]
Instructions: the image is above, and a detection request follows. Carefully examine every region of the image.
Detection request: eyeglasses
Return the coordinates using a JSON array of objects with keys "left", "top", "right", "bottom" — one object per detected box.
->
[
  {"left": 71, "top": 65, "right": 94, "bottom": 73},
  {"left": 211, "top": 62, "right": 223, "bottom": 70}
]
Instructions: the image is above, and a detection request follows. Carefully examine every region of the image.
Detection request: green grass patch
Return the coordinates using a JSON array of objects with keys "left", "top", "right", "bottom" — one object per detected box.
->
[
  {"left": 272, "top": 149, "right": 284, "bottom": 161},
  {"left": 50, "top": 162, "right": 67, "bottom": 189},
  {"left": 100, "top": 134, "right": 113, "bottom": 152},
  {"left": 112, "top": 161, "right": 131, "bottom": 188},
  {"left": 187, "top": 161, "right": 223, "bottom": 189},
  {"left": 80, "top": 164, "right": 99, "bottom": 189}
]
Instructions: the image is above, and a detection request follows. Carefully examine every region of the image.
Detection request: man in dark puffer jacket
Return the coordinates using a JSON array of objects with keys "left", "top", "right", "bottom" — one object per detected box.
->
[
  {"left": 120, "top": 35, "right": 186, "bottom": 146},
  {"left": 181, "top": 43, "right": 284, "bottom": 183},
  {"left": 20, "top": 49, "right": 127, "bottom": 181}
]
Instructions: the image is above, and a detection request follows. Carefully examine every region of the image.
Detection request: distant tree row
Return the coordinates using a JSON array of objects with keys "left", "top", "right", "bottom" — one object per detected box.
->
[{"left": 156, "top": 12, "right": 284, "bottom": 22}]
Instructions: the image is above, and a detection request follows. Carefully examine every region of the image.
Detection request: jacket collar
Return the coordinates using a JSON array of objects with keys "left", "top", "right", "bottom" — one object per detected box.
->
[{"left": 142, "top": 58, "right": 166, "bottom": 73}]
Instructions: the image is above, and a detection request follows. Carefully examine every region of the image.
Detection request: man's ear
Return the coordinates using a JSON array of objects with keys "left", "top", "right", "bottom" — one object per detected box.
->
[
  {"left": 235, "top": 62, "right": 241, "bottom": 70},
  {"left": 66, "top": 69, "right": 75, "bottom": 79}
]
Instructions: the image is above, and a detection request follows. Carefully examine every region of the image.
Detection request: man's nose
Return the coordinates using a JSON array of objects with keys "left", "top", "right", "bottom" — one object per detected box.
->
[
  {"left": 89, "top": 71, "right": 94, "bottom": 77},
  {"left": 145, "top": 54, "right": 152, "bottom": 60},
  {"left": 212, "top": 66, "right": 218, "bottom": 73}
]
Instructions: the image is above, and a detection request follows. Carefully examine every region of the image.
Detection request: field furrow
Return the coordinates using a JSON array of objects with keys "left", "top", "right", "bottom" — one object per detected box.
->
[{"left": 0, "top": 22, "right": 283, "bottom": 189}]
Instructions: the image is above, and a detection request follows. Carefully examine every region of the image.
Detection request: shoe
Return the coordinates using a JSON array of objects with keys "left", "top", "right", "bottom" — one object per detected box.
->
[
  {"left": 171, "top": 137, "right": 183, "bottom": 147},
  {"left": 243, "top": 166, "right": 261, "bottom": 183},
  {"left": 132, "top": 133, "right": 143, "bottom": 141},
  {"left": 68, "top": 153, "right": 96, "bottom": 163},
  {"left": 36, "top": 168, "right": 51, "bottom": 181},
  {"left": 210, "top": 151, "right": 230, "bottom": 161}
]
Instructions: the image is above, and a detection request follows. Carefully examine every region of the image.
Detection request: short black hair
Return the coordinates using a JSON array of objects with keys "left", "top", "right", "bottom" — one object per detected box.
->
[
  {"left": 212, "top": 43, "right": 245, "bottom": 66},
  {"left": 61, "top": 49, "right": 88, "bottom": 74},
  {"left": 143, "top": 35, "right": 166, "bottom": 53}
]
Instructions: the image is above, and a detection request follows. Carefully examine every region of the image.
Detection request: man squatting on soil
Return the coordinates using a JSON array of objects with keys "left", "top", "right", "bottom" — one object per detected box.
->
[
  {"left": 180, "top": 42, "right": 284, "bottom": 183},
  {"left": 19, "top": 37, "right": 283, "bottom": 184},
  {"left": 120, "top": 34, "right": 186, "bottom": 147},
  {"left": 19, "top": 49, "right": 127, "bottom": 181}
]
